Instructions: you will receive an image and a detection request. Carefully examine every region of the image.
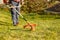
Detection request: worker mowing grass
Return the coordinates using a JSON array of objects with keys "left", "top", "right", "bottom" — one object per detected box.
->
[{"left": 9, "top": 0, "right": 20, "bottom": 26}]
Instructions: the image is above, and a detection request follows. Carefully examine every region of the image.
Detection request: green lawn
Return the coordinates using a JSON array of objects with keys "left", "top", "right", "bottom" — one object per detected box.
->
[{"left": 0, "top": 9, "right": 60, "bottom": 40}]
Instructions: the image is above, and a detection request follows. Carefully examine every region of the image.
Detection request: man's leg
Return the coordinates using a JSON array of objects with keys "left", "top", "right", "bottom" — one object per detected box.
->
[
  {"left": 16, "top": 12, "right": 19, "bottom": 24},
  {"left": 11, "top": 8, "right": 17, "bottom": 26},
  {"left": 16, "top": 7, "right": 20, "bottom": 24}
]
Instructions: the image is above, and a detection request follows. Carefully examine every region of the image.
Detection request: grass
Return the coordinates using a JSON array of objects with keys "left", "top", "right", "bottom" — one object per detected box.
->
[{"left": 0, "top": 9, "right": 60, "bottom": 40}]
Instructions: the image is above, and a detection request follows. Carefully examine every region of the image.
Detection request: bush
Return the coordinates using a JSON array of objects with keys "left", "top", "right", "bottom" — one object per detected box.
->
[{"left": 21, "top": 0, "right": 54, "bottom": 13}]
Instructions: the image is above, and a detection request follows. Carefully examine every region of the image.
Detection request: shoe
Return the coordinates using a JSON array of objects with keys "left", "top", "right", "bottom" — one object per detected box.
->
[
  {"left": 17, "top": 22, "right": 19, "bottom": 24},
  {"left": 16, "top": 22, "right": 19, "bottom": 25},
  {"left": 13, "top": 24, "right": 17, "bottom": 26},
  {"left": 13, "top": 22, "right": 19, "bottom": 26}
]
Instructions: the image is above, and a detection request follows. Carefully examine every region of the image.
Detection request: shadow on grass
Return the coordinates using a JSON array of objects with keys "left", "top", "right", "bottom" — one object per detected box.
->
[
  {"left": 0, "top": 21, "right": 12, "bottom": 26},
  {"left": 9, "top": 28, "right": 31, "bottom": 32},
  {"left": 0, "top": 21, "right": 31, "bottom": 32}
]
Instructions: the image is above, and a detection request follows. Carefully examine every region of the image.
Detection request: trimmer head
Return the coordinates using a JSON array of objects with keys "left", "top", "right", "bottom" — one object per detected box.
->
[{"left": 23, "top": 23, "right": 36, "bottom": 31}]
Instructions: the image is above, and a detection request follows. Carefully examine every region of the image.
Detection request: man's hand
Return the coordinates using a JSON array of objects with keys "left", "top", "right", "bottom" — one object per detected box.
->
[{"left": 10, "top": 6, "right": 15, "bottom": 8}]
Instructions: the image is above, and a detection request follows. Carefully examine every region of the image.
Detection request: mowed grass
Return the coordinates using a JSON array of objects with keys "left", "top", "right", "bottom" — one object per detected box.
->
[{"left": 0, "top": 9, "right": 60, "bottom": 40}]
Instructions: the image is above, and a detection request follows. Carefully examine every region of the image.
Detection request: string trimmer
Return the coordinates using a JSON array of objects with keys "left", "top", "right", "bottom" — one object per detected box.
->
[
  {"left": 6, "top": 5, "right": 36, "bottom": 31},
  {"left": 14, "top": 8, "right": 36, "bottom": 31}
]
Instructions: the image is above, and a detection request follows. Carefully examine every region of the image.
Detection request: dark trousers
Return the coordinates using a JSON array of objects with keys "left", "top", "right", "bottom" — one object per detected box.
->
[{"left": 10, "top": 1, "right": 20, "bottom": 25}]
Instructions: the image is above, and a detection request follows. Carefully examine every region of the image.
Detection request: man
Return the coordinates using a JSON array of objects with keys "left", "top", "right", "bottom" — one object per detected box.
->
[{"left": 9, "top": 0, "right": 20, "bottom": 26}]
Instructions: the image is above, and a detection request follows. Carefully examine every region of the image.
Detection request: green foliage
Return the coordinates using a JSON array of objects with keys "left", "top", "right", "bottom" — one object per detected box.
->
[{"left": 21, "top": 0, "right": 55, "bottom": 13}]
